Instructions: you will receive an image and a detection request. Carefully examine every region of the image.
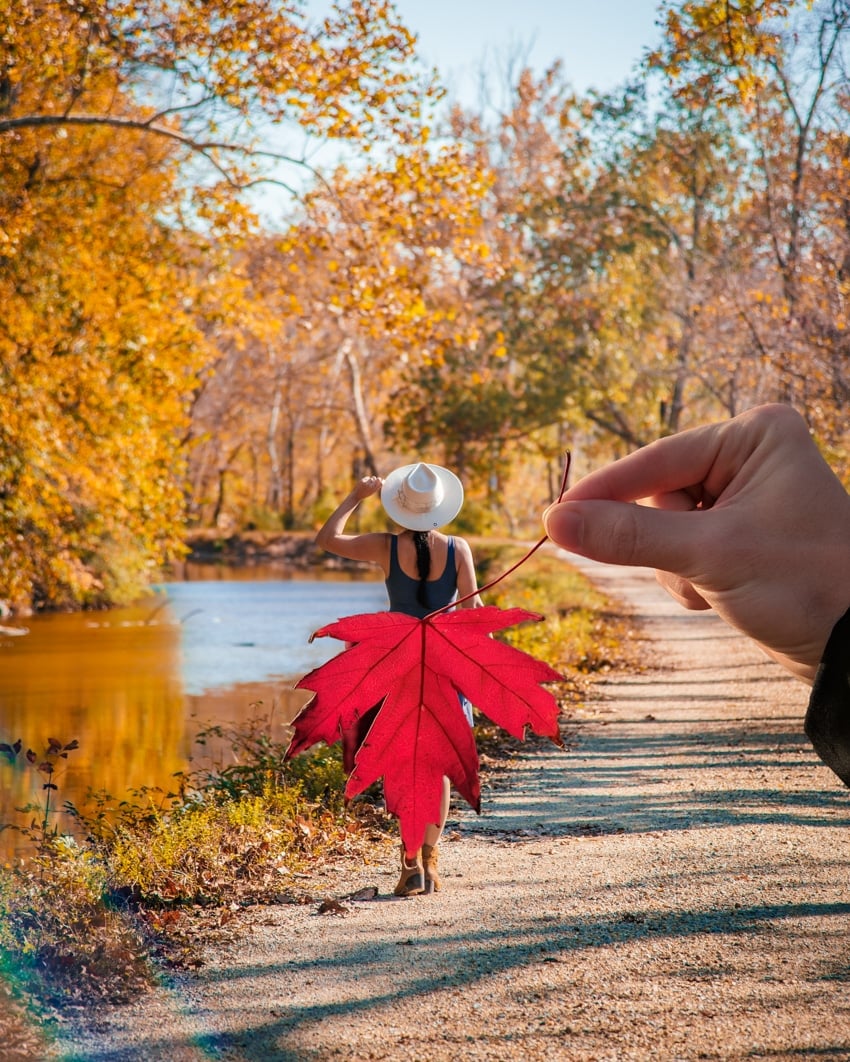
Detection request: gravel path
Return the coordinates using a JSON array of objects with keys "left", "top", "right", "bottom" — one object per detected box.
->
[{"left": 50, "top": 558, "right": 850, "bottom": 1061}]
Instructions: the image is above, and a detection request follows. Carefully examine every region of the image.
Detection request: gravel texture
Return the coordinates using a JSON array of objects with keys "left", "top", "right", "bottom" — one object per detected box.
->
[{"left": 47, "top": 557, "right": 850, "bottom": 1061}]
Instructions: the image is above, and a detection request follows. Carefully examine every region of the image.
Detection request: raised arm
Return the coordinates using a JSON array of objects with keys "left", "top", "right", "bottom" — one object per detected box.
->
[{"left": 314, "top": 476, "right": 390, "bottom": 571}]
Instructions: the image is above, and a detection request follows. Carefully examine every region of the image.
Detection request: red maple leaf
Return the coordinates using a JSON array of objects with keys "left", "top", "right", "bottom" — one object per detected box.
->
[{"left": 287, "top": 605, "right": 563, "bottom": 856}]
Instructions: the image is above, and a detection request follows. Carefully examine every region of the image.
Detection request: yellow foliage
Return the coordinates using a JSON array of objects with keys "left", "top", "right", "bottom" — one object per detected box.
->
[{"left": 0, "top": 14, "right": 217, "bottom": 609}]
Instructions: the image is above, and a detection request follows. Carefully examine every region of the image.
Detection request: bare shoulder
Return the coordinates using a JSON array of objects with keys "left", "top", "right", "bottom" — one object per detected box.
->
[
  {"left": 452, "top": 536, "right": 477, "bottom": 572},
  {"left": 452, "top": 535, "right": 482, "bottom": 606},
  {"left": 452, "top": 535, "right": 474, "bottom": 558}
]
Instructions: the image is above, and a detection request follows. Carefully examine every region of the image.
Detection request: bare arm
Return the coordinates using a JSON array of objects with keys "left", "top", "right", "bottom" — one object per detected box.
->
[
  {"left": 454, "top": 537, "right": 483, "bottom": 609},
  {"left": 314, "top": 476, "right": 390, "bottom": 571}
]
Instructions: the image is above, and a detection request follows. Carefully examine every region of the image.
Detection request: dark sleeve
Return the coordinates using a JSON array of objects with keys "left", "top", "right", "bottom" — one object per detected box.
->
[{"left": 804, "top": 606, "right": 850, "bottom": 787}]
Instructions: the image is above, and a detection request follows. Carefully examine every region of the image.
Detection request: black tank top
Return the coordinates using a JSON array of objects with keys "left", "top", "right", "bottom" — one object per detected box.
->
[{"left": 385, "top": 536, "right": 458, "bottom": 618}]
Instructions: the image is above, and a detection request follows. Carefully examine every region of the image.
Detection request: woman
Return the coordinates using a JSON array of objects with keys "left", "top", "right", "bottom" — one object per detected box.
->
[{"left": 314, "top": 462, "right": 482, "bottom": 897}]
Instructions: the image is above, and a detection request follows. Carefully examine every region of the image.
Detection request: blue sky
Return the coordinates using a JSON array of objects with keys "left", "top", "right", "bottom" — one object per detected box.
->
[
  {"left": 387, "top": 0, "right": 666, "bottom": 101},
  {"left": 309, "top": 0, "right": 667, "bottom": 103},
  {"left": 256, "top": 2, "right": 667, "bottom": 219}
]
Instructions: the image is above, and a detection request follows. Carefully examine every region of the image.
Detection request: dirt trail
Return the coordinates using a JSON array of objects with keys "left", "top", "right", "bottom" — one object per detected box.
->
[{"left": 50, "top": 558, "right": 850, "bottom": 1061}]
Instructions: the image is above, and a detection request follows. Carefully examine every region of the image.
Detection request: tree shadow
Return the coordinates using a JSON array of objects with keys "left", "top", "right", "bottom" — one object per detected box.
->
[
  {"left": 466, "top": 722, "right": 850, "bottom": 837},
  {"left": 98, "top": 897, "right": 850, "bottom": 1061}
]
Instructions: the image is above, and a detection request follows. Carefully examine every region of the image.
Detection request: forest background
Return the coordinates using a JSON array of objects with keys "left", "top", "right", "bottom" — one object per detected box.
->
[{"left": 1, "top": 0, "right": 849, "bottom": 614}]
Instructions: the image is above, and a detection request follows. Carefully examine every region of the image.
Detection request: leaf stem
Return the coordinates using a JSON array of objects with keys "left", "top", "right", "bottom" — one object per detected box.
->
[{"left": 429, "top": 451, "right": 572, "bottom": 617}]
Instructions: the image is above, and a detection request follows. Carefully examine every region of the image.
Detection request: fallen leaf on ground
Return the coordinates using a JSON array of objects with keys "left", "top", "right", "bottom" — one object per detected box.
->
[
  {"left": 316, "top": 899, "right": 348, "bottom": 915},
  {"left": 345, "top": 886, "right": 379, "bottom": 901}
]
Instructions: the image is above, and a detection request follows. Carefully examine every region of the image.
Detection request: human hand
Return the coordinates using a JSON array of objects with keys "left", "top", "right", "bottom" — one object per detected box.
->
[
  {"left": 351, "top": 475, "right": 384, "bottom": 501},
  {"left": 543, "top": 404, "right": 850, "bottom": 682}
]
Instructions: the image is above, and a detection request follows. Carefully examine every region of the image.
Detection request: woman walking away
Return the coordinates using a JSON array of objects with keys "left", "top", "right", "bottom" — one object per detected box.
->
[{"left": 314, "top": 462, "right": 483, "bottom": 897}]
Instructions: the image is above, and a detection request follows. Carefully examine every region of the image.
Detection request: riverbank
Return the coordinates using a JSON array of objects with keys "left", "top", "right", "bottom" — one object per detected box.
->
[
  {"left": 182, "top": 530, "right": 346, "bottom": 570},
  {"left": 0, "top": 532, "right": 349, "bottom": 618},
  {"left": 180, "top": 530, "right": 535, "bottom": 573}
]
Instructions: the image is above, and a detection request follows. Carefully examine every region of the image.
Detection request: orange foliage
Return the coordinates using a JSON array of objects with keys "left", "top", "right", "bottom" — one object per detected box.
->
[{"left": 0, "top": 0, "right": 441, "bottom": 609}]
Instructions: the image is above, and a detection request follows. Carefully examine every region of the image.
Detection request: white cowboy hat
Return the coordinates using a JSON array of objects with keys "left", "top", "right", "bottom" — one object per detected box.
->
[{"left": 380, "top": 462, "right": 464, "bottom": 531}]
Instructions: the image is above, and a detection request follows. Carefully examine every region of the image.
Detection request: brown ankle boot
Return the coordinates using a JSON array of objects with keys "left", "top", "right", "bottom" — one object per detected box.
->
[
  {"left": 393, "top": 845, "right": 424, "bottom": 897},
  {"left": 422, "top": 843, "right": 441, "bottom": 893}
]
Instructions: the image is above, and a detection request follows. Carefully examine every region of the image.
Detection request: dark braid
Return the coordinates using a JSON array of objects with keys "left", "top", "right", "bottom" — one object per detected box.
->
[{"left": 412, "top": 530, "right": 431, "bottom": 606}]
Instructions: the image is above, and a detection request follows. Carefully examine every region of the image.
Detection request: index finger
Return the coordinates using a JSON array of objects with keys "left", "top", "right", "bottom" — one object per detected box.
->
[{"left": 565, "top": 421, "right": 725, "bottom": 505}]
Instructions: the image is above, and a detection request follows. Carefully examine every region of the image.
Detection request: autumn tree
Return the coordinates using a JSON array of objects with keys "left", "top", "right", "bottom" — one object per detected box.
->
[
  {"left": 0, "top": 0, "right": 441, "bottom": 608},
  {"left": 382, "top": 66, "right": 593, "bottom": 502},
  {"left": 1, "top": 0, "right": 435, "bottom": 199},
  {"left": 187, "top": 137, "right": 493, "bottom": 530},
  {"left": 644, "top": 1, "right": 848, "bottom": 467},
  {"left": 390, "top": 0, "right": 849, "bottom": 483},
  {"left": 0, "top": 36, "right": 214, "bottom": 609},
  {"left": 733, "top": 2, "right": 849, "bottom": 451},
  {"left": 422, "top": 1, "right": 850, "bottom": 470}
]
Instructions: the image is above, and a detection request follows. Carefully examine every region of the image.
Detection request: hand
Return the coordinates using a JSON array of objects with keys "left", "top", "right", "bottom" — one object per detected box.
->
[
  {"left": 351, "top": 475, "right": 383, "bottom": 501},
  {"left": 314, "top": 475, "right": 387, "bottom": 560},
  {"left": 543, "top": 404, "right": 850, "bottom": 682}
]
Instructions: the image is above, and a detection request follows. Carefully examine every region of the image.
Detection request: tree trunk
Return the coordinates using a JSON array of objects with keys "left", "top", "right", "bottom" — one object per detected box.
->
[
  {"left": 266, "top": 380, "right": 283, "bottom": 512},
  {"left": 342, "top": 339, "right": 380, "bottom": 476}
]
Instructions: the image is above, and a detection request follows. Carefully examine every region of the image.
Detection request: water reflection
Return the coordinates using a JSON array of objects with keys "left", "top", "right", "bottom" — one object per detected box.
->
[
  {"left": 0, "top": 566, "right": 386, "bottom": 853},
  {"left": 162, "top": 566, "right": 386, "bottom": 694}
]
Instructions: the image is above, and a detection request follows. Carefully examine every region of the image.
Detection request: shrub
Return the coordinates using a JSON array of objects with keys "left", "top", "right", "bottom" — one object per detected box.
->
[
  {"left": 102, "top": 784, "right": 358, "bottom": 906},
  {"left": 0, "top": 840, "right": 152, "bottom": 1005}
]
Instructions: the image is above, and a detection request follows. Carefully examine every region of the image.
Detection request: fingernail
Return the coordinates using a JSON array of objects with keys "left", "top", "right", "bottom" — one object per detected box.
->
[{"left": 543, "top": 503, "right": 584, "bottom": 550}]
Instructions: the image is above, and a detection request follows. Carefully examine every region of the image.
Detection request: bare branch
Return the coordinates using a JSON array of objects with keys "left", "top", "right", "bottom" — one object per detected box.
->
[{"left": 0, "top": 112, "right": 325, "bottom": 191}]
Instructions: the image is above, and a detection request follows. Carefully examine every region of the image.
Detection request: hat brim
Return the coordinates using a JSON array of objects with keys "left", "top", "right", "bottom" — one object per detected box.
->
[{"left": 381, "top": 463, "right": 464, "bottom": 531}]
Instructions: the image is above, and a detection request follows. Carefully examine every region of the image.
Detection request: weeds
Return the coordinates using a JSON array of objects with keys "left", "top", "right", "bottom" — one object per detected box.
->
[
  {"left": 100, "top": 779, "right": 369, "bottom": 907},
  {"left": 0, "top": 738, "right": 81, "bottom": 859},
  {"left": 185, "top": 709, "right": 348, "bottom": 808},
  {"left": 0, "top": 720, "right": 390, "bottom": 1017},
  {"left": 0, "top": 840, "right": 152, "bottom": 1005},
  {"left": 477, "top": 542, "right": 641, "bottom": 680}
]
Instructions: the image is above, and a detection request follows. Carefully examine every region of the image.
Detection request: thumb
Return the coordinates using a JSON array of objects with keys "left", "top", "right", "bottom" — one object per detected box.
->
[{"left": 543, "top": 499, "right": 705, "bottom": 575}]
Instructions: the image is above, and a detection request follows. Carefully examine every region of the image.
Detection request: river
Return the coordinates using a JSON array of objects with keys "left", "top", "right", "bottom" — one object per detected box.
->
[{"left": 0, "top": 565, "right": 387, "bottom": 852}]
